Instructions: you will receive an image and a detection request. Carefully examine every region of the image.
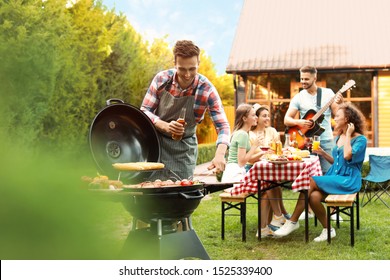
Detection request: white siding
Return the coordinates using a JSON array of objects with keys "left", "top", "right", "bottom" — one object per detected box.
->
[{"left": 378, "top": 74, "right": 390, "bottom": 147}]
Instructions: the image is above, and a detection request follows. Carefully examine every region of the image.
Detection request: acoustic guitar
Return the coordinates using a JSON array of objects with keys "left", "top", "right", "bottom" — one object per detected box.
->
[{"left": 285, "top": 80, "right": 356, "bottom": 149}]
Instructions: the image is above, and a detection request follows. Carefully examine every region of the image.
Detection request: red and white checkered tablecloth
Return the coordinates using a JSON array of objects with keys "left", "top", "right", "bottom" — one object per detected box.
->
[{"left": 231, "top": 156, "right": 323, "bottom": 195}]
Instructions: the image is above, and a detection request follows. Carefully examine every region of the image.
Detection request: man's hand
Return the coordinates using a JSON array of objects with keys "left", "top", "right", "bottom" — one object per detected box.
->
[
  {"left": 299, "top": 119, "right": 313, "bottom": 128},
  {"left": 208, "top": 153, "right": 226, "bottom": 173},
  {"left": 169, "top": 120, "right": 185, "bottom": 136},
  {"left": 335, "top": 92, "right": 344, "bottom": 104},
  {"left": 155, "top": 119, "right": 185, "bottom": 135},
  {"left": 208, "top": 144, "right": 228, "bottom": 173}
]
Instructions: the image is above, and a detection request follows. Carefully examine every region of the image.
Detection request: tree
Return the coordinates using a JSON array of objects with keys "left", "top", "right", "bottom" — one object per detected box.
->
[
  {"left": 0, "top": 0, "right": 75, "bottom": 149},
  {"left": 0, "top": 0, "right": 234, "bottom": 154},
  {"left": 196, "top": 51, "right": 234, "bottom": 143}
]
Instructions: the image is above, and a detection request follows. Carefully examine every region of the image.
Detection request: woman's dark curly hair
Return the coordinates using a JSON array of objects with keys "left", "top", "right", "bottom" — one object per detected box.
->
[{"left": 336, "top": 102, "right": 366, "bottom": 135}]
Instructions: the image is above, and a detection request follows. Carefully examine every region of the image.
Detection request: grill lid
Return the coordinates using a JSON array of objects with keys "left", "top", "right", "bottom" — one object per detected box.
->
[{"left": 89, "top": 99, "right": 160, "bottom": 183}]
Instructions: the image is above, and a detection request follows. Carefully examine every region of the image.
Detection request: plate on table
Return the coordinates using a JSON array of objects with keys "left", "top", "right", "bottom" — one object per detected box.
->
[{"left": 268, "top": 160, "right": 303, "bottom": 164}]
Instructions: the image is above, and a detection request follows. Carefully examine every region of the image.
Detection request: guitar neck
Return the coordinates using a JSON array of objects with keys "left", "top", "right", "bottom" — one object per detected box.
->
[{"left": 311, "top": 90, "right": 338, "bottom": 121}]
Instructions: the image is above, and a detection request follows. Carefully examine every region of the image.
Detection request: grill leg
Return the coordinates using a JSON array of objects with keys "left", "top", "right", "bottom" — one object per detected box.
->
[
  {"left": 121, "top": 219, "right": 210, "bottom": 260},
  {"left": 157, "top": 219, "right": 163, "bottom": 237}
]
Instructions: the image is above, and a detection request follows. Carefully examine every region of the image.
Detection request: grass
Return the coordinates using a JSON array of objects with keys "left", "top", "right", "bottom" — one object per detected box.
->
[{"left": 99, "top": 189, "right": 390, "bottom": 260}]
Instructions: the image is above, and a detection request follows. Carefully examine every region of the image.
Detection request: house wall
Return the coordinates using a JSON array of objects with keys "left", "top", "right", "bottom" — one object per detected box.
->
[{"left": 378, "top": 73, "right": 390, "bottom": 147}]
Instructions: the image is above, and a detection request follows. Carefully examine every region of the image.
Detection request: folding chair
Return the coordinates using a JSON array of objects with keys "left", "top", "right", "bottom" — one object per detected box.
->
[{"left": 361, "top": 155, "right": 390, "bottom": 208}]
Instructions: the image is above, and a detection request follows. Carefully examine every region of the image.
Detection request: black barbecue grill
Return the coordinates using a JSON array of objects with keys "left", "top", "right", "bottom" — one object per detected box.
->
[{"left": 89, "top": 99, "right": 230, "bottom": 260}]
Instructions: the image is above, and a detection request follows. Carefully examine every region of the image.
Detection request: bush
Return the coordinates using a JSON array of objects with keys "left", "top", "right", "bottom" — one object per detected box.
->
[
  {"left": 197, "top": 143, "right": 217, "bottom": 165},
  {"left": 362, "top": 161, "right": 369, "bottom": 177}
]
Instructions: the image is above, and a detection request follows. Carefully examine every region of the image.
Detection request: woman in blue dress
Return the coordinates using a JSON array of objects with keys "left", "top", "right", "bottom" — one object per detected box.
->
[{"left": 274, "top": 102, "right": 367, "bottom": 242}]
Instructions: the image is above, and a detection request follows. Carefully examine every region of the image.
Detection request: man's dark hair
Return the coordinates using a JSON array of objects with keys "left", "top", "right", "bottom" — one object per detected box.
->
[
  {"left": 173, "top": 40, "right": 200, "bottom": 62},
  {"left": 300, "top": 66, "right": 317, "bottom": 75}
]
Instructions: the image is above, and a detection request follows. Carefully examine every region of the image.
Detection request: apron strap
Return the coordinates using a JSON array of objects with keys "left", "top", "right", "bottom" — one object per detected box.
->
[
  {"left": 316, "top": 87, "right": 322, "bottom": 109},
  {"left": 157, "top": 78, "right": 173, "bottom": 92}
]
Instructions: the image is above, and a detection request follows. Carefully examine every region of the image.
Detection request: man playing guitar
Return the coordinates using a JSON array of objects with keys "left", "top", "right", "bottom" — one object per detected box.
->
[{"left": 284, "top": 66, "right": 344, "bottom": 174}]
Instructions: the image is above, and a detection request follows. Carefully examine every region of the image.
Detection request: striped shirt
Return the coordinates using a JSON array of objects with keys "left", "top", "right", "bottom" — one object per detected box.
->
[{"left": 141, "top": 69, "right": 230, "bottom": 146}]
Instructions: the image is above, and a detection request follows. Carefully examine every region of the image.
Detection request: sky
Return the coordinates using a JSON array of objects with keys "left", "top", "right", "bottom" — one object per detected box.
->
[{"left": 101, "top": 0, "right": 244, "bottom": 75}]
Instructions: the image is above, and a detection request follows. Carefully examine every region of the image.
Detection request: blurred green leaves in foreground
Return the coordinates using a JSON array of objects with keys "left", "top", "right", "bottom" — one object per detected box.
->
[{"left": 0, "top": 131, "right": 124, "bottom": 259}]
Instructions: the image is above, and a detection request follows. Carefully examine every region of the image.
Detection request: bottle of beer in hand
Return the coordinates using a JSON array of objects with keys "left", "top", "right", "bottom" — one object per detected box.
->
[{"left": 172, "top": 107, "right": 186, "bottom": 141}]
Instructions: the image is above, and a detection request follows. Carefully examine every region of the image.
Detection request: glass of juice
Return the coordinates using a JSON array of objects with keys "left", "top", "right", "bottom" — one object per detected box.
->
[{"left": 312, "top": 135, "right": 320, "bottom": 151}]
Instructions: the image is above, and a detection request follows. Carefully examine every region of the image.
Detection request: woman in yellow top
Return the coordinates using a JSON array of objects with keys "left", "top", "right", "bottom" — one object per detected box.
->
[{"left": 248, "top": 104, "right": 291, "bottom": 235}]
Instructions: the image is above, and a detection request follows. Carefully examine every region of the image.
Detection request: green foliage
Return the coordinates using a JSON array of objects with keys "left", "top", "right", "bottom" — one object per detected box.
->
[
  {"left": 197, "top": 143, "right": 217, "bottom": 165},
  {"left": 1, "top": 0, "right": 70, "bottom": 147},
  {"left": 0, "top": 132, "right": 120, "bottom": 259},
  {"left": 198, "top": 50, "right": 234, "bottom": 106},
  {"left": 197, "top": 51, "right": 234, "bottom": 142},
  {"left": 361, "top": 161, "right": 369, "bottom": 177},
  {"left": 0, "top": 0, "right": 233, "bottom": 157}
]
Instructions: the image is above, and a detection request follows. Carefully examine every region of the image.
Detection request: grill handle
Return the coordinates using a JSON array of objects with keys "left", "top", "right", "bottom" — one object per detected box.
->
[
  {"left": 106, "top": 98, "right": 125, "bottom": 106},
  {"left": 179, "top": 190, "right": 204, "bottom": 200}
]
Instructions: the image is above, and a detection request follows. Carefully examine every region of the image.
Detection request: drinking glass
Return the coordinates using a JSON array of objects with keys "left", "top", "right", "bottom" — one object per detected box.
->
[{"left": 312, "top": 135, "right": 320, "bottom": 151}]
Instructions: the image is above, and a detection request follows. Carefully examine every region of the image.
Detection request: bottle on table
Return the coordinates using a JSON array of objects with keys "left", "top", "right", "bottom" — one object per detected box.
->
[
  {"left": 284, "top": 133, "right": 290, "bottom": 148},
  {"left": 305, "top": 137, "right": 313, "bottom": 153},
  {"left": 276, "top": 140, "right": 283, "bottom": 156},
  {"left": 290, "top": 131, "right": 298, "bottom": 149},
  {"left": 270, "top": 140, "right": 277, "bottom": 152}
]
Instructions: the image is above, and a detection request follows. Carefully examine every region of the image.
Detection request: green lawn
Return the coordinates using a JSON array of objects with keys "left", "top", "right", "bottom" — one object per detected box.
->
[{"left": 95, "top": 189, "right": 390, "bottom": 260}]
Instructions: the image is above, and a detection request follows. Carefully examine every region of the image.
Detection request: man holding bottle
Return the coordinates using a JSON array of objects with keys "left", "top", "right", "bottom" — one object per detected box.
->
[{"left": 141, "top": 40, "right": 230, "bottom": 180}]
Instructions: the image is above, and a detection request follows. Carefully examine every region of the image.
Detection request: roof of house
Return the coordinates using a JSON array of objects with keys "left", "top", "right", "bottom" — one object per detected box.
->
[{"left": 226, "top": 0, "right": 390, "bottom": 73}]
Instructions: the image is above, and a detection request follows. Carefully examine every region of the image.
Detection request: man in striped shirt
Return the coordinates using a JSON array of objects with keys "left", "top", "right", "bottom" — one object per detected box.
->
[{"left": 141, "top": 40, "right": 230, "bottom": 180}]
